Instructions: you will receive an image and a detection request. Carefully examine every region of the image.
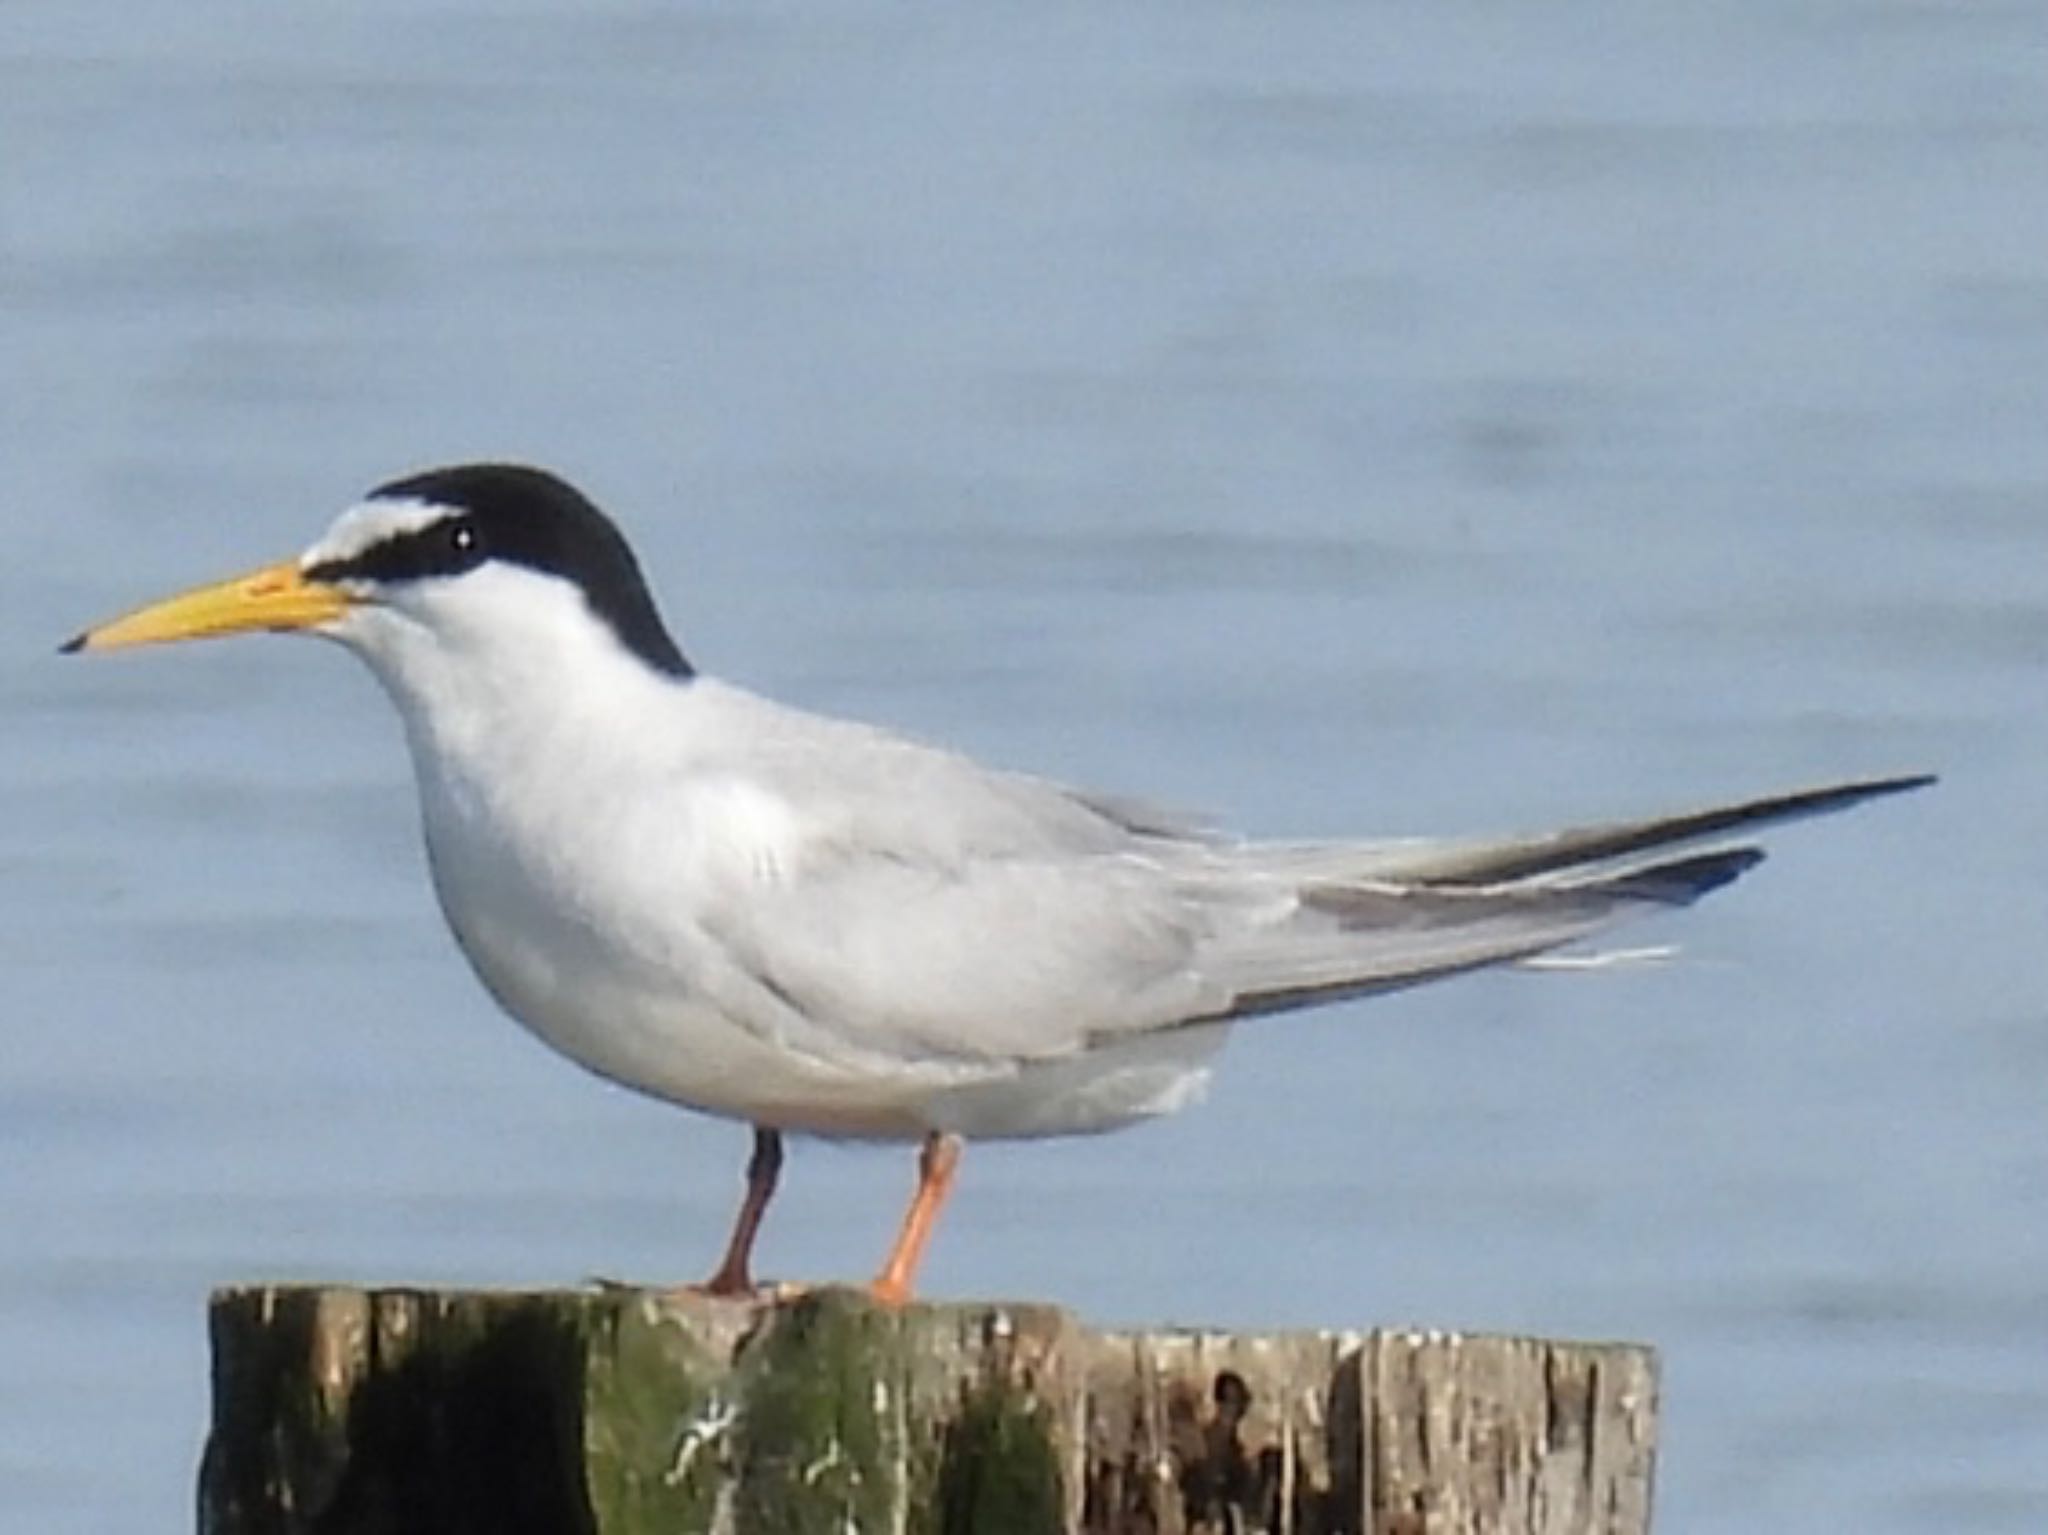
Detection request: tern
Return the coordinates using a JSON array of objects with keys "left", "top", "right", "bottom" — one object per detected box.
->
[{"left": 64, "top": 463, "right": 1931, "bottom": 1302}]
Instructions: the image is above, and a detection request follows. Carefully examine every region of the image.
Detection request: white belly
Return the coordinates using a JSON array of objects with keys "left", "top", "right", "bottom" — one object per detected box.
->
[
  {"left": 418, "top": 797, "right": 944, "bottom": 1136},
  {"left": 418, "top": 803, "right": 1226, "bottom": 1142},
  {"left": 400, "top": 682, "right": 1226, "bottom": 1144}
]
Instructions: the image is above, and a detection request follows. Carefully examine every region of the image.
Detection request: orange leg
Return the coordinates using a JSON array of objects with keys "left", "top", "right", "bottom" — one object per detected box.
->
[
  {"left": 699, "top": 1126, "right": 783, "bottom": 1296},
  {"left": 870, "top": 1131, "right": 963, "bottom": 1306}
]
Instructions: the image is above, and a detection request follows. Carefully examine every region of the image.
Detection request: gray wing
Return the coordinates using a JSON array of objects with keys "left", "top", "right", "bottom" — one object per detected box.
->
[
  {"left": 700, "top": 832, "right": 1755, "bottom": 1068},
  {"left": 696, "top": 707, "right": 1928, "bottom": 1068}
]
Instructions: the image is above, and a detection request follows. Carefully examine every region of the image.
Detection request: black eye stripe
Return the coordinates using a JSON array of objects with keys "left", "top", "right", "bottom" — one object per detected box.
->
[{"left": 305, "top": 517, "right": 486, "bottom": 586}]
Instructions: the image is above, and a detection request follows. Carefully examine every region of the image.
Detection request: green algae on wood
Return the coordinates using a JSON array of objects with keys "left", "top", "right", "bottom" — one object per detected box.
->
[
  {"left": 582, "top": 1292, "right": 736, "bottom": 1533},
  {"left": 921, "top": 1378, "right": 1063, "bottom": 1535},
  {"left": 727, "top": 1291, "right": 901, "bottom": 1535},
  {"left": 203, "top": 1285, "right": 1658, "bottom": 1534}
]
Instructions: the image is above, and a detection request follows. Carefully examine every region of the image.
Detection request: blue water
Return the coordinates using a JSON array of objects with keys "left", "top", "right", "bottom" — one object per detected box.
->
[{"left": 4, "top": 4, "right": 2045, "bottom": 1529}]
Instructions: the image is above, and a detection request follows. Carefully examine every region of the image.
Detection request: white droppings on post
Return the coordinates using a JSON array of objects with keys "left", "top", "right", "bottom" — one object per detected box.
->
[{"left": 664, "top": 1394, "right": 738, "bottom": 1488}]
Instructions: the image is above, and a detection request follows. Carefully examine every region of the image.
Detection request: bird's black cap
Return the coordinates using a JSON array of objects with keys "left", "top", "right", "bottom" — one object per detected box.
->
[{"left": 313, "top": 464, "right": 692, "bottom": 678}]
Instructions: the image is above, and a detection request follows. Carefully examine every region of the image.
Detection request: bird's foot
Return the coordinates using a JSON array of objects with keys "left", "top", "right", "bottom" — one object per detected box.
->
[
  {"left": 694, "top": 1259, "right": 757, "bottom": 1299},
  {"left": 867, "top": 1275, "right": 913, "bottom": 1309}
]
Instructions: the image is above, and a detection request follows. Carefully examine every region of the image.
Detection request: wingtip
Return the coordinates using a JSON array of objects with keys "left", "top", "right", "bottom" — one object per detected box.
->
[
  {"left": 1869, "top": 771, "right": 1938, "bottom": 795},
  {"left": 1773, "top": 771, "right": 1937, "bottom": 821},
  {"left": 57, "top": 632, "right": 87, "bottom": 655}
]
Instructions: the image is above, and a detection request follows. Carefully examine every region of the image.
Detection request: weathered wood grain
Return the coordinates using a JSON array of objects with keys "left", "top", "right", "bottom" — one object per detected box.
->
[{"left": 199, "top": 1286, "right": 1656, "bottom": 1535}]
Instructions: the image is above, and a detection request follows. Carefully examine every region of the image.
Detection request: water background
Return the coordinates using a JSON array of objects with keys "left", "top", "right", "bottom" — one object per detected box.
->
[{"left": 4, "top": 3, "right": 2044, "bottom": 1529}]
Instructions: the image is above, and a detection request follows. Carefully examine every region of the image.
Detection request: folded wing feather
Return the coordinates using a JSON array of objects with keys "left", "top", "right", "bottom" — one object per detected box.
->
[{"left": 697, "top": 766, "right": 1926, "bottom": 1073}]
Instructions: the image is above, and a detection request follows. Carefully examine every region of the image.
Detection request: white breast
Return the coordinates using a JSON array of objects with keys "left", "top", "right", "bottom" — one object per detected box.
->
[
  {"left": 411, "top": 738, "right": 941, "bottom": 1135},
  {"left": 340, "top": 588, "right": 1217, "bottom": 1141}
]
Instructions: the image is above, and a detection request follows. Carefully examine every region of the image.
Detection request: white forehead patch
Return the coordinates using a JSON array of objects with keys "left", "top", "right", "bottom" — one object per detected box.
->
[{"left": 301, "top": 495, "right": 451, "bottom": 570}]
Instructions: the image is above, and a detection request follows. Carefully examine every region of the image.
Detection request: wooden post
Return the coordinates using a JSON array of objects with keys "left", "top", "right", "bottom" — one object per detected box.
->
[{"left": 199, "top": 1285, "right": 1657, "bottom": 1535}]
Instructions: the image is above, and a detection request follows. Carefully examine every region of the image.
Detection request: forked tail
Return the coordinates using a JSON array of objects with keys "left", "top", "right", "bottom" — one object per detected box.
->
[{"left": 1207, "top": 773, "right": 1932, "bottom": 1022}]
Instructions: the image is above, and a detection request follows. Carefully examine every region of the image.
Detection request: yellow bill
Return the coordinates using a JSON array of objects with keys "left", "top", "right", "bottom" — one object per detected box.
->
[{"left": 61, "top": 560, "right": 353, "bottom": 654}]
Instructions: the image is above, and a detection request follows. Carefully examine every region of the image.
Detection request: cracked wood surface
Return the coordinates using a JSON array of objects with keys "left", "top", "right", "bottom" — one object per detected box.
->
[{"left": 200, "top": 1285, "right": 1656, "bottom": 1535}]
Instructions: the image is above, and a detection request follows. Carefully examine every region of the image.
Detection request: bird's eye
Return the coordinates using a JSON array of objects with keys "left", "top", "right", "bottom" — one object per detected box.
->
[{"left": 448, "top": 520, "right": 479, "bottom": 556}]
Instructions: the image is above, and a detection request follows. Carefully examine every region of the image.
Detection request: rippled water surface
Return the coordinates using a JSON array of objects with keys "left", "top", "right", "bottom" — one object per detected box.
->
[{"left": 4, "top": 4, "right": 2045, "bottom": 1530}]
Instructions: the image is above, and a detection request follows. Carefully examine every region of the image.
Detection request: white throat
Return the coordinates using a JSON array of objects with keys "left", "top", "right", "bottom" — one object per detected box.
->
[{"left": 323, "top": 564, "right": 689, "bottom": 818}]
